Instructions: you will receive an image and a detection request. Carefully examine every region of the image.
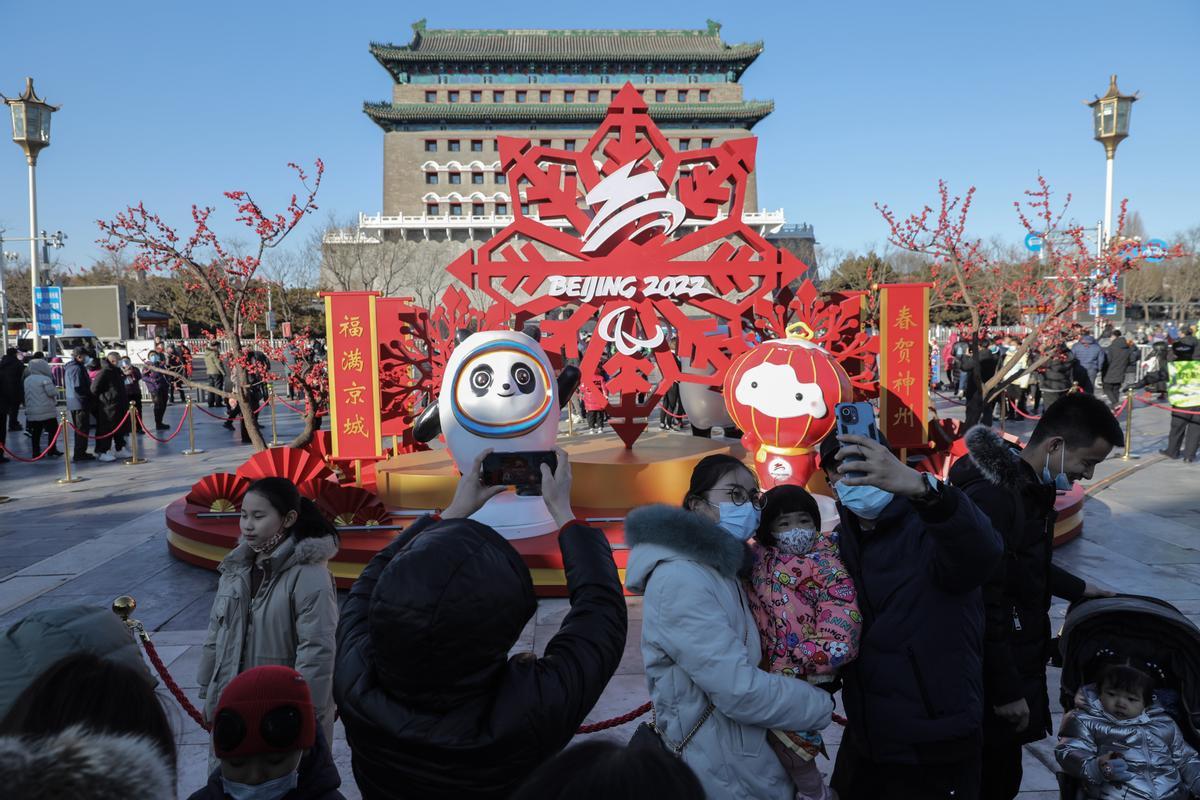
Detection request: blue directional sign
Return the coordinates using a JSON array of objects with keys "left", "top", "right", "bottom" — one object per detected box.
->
[
  {"left": 34, "top": 286, "right": 64, "bottom": 336},
  {"left": 1143, "top": 238, "right": 1167, "bottom": 263},
  {"left": 1089, "top": 295, "right": 1118, "bottom": 317},
  {"left": 1024, "top": 232, "right": 1044, "bottom": 252}
]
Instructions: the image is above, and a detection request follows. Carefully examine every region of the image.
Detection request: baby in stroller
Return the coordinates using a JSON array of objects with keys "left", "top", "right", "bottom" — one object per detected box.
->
[
  {"left": 1056, "top": 661, "right": 1200, "bottom": 798},
  {"left": 1055, "top": 594, "right": 1200, "bottom": 800}
]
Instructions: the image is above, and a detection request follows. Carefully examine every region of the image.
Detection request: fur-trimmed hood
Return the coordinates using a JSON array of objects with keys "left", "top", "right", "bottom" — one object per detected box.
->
[
  {"left": 0, "top": 725, "right": 174, "bottom": 799},
  {"left": 956, "top": 424, "right": 1025, "bottom": 486},
  {"left": 623, "top": 504, "right": 748, "bottom": 593},
  {"left": 222, "top": 531, "right": 339, "bottom": 573}
]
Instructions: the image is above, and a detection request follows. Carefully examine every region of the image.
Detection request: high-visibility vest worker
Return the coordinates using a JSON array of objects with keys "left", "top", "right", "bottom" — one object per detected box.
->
[{"left": 1167, "top": 361, "right": 1200, "bottom": 409}]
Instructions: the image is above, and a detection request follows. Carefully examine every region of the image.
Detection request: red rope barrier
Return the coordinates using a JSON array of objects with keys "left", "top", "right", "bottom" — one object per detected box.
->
[
  {"left": 65, "top": 409, "right": 132, "bottom": 441},
  {"left": 577, "top": 702, "right": 651, "bottom": 734},
  {"left": 934, "top": 391, "right": 966, "bottom": 406},
  {"left": 139, "top": 633, "right": 211, "bottom": 732},
  {"left": 138, "top": 408, "right": 189, "bottom": 443},
  {"left": 275, "top": 396, "right": 328, "bottom": 418},
  {"left": 657, "top": 403, "right": 688, "bottom": 421},
  {"left": 0, "top": 423, "right": 63, "bottom": 462},
  {"left": 194, "top": 403, "right": 231, "bottom": 420},
  {"left": 1138, "top": 394, "right": 1200, "bottom": 415},
  {"left": 1006, "top": 399, "right": 1041, "bottom": 421}
]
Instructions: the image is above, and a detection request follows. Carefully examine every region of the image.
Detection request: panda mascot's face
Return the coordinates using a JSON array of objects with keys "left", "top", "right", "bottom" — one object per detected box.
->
[
  {"left": 439, "top": 331, "right": 558, "bottom": 468},
  {"left": 453, "top": 343, "right": 552, "bottom": 434}
]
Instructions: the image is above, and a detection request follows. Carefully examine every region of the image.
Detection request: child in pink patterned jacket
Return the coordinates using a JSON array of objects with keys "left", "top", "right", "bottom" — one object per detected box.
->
[{"left": 746, "top": 484, "right": 862, "bottom": 800}]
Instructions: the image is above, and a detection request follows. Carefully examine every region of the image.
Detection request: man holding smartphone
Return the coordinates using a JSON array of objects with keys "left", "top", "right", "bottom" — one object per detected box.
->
[{"left": 819, "top": 427, "right": 1003, "bottom": 800}]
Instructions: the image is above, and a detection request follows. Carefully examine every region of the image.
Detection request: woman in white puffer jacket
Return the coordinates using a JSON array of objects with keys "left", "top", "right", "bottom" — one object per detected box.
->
[{"left": 22, "top": 359, "right": 61, "bottom": 457}]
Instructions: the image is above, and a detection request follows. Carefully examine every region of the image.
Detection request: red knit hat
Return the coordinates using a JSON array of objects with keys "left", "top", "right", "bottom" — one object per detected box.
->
[{"left": 212, "top": 666, "right": 316, "bottom": 758}]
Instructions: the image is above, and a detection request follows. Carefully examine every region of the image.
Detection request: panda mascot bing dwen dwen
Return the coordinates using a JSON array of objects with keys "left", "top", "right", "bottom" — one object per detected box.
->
[{"left": 412, "top": 330, "right": 580, "bottom": 540}]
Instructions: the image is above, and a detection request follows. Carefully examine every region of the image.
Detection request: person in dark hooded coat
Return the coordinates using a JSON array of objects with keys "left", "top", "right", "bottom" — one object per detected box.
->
[{"left": 333, "top": 449, "right": 627, "bottom": 800}]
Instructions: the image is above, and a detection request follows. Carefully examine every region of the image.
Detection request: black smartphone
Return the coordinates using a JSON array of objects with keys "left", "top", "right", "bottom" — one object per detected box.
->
[
  {"left": 834, "top": 402, "right": 881, "bottom": 477},
  {"left": 480, "top": 451, "right": 558, "bottom": 495}
]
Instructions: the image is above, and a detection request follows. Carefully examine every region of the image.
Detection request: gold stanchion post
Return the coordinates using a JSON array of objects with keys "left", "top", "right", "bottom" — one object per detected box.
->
[
  {"left": 567, "top": 405, "right": 575, "bottom": 437},
  {"left": 57, "top": 411, "right": 84, "bottom": 484},
  {"left": 182, "top": 400, "right": 204, "bottom": 455},
  {"left": 1121, "top": 387, "right": 1138, "bottom": 461},
  {"left": 269, "top": 384, "right": 279, "bottom": 447},
  {"left": 125, "top": 402, "right": 148, "bottom": 465}
]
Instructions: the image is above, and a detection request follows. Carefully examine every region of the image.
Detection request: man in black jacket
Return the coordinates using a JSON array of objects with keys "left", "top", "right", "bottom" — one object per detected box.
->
[
  {"left": 1039, "top": 344, "right": 1076, "bottom": 412},
  {"left": 0, "top": 348, "right": 23, "bottom": 433},
  {"left": 1102, "top": 331, "right": 1134, "bottom": 407},
  {"left": 821, "top": 432, "right": 1003, "bottom": 800},
  {"left": 949, "top": 393, "right": 1121, "bottom": 799},
  {"left": 334, "top": 449, "right": 627, "bottom": 800}
]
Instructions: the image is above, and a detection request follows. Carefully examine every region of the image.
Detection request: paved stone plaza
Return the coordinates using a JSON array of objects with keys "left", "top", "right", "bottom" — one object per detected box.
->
[{"left": 0, "top": 394, "right": 1196, "bottom": 798}]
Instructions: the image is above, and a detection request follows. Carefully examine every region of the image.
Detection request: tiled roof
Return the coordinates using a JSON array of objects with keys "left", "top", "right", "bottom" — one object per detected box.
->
[
  {"left": 370, "top": 21, "right": 762, "bottom": 64},
  {"left": 363, "top": 100, "right": 774, "bottom": 129}
]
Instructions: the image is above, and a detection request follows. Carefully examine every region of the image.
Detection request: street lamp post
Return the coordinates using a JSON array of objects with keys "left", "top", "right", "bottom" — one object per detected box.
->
[
  {"left": 1086, "top": 75, "right": 1137, "bottom": 246},
  {"left": 2, "top": 78, "right": 59, "bottom": 348}
]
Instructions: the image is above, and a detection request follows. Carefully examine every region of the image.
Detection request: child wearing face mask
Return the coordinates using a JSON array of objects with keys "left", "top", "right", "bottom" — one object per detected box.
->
[
  {"left": 197, "top": 478, "right": 340, "bottom": 769},
  {"left": 1056, "top": 663, "right": 1200, "bottom": 799},
  {"left": 188, "top": 665, "right": 346, "bottom": 800},
  {"left": 745, "top": 485, "right": 862, "bottom": 800}
]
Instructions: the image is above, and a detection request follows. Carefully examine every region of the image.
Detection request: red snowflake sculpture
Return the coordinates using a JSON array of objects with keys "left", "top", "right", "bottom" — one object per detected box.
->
[{"left": 447, "top": 84, "right": 808, "bottom": 447}]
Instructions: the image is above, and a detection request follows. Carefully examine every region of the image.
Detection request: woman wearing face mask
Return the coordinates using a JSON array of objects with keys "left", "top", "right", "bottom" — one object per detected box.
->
[
  {"left": 198, "top": 477, "right": 340, "bottom": 768},
  {"left": 745, "top": 484, "right": 862, "bottom": 800},
  {"left": 816, "top": 431, "right": 1003, "bottom": 800},
  {"left": 624, "top": 455, "right": 835, "bottom": 800}
]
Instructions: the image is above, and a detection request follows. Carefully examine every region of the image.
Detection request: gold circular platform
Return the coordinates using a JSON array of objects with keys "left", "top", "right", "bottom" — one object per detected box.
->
[{"left": 377, "top": 431, "right": 749, "bottom": 511}]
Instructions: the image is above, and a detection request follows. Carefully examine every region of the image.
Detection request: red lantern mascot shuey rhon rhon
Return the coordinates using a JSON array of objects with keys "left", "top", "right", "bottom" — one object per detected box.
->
[{"left": 723, "top": 323, "right": 853, "bottom": 489}]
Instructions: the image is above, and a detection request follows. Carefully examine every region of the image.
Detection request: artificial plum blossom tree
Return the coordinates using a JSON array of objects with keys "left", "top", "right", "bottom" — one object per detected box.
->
[{"left": 97, "top": 161, "right": 324, "bottom": 450}]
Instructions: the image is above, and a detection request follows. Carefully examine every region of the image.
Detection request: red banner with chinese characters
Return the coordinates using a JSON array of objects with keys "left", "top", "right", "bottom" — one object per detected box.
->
[
  {"left": 321, "top": 292, "right": 383, "bottom": 460},
  {"left": 879, "top": 283, "right": 932, "bottom": 448}
]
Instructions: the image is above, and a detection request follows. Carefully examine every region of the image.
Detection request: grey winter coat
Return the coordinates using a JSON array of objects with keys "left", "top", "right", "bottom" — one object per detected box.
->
[
  {"left": 0, "top": 604, "right": 153, "bottom": 720},
  {"left": 21, "top": 359, "right": 57, "bottom": 422},
  {"left": 0, "top": 725, "right": 174, "bottom": 800},
  {"left": 197, "top": 532, "right": 339, "bottom": 745},
  {"left": 625, "top": 504, "right": 835, "bottom": 800},
  {"left": 64, "top": 359, "right": 92, "bottom": 412},
  {"left": 1056, "top": 685, "right": 1200, "bottom": 799}
]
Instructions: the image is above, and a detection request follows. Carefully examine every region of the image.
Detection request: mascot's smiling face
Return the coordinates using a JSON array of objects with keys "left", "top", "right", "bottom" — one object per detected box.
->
[
  {"left": 451, "top": 340, "right": 553, "bottom": 437},
  {"left": 733, "top": 362, "right": 827, "bottom": 420}
]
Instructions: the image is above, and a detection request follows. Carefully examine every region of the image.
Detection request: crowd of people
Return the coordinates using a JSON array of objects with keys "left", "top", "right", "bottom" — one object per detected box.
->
[
  {"left": 942, "top": 323, "right": 1199, "bottom": 462},
  {"left": 8, "top": 385, "right": 1193, "bottom": 799},
  {"left": 0, "top": 337, "right": 297, "bottom": 463}
]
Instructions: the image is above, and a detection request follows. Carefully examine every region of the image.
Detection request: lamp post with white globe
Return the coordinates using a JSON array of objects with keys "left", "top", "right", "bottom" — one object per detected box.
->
[{"left": 2, "top": 78, "right": 59, "bottom": 347}]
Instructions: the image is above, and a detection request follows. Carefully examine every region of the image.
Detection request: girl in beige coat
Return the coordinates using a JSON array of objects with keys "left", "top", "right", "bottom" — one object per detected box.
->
[{"left": 197, "top": 477, "right": 340, "bottom": 750}]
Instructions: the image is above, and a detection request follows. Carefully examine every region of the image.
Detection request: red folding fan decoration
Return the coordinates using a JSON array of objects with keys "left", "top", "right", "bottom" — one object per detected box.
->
[
  {"left": 185, "top": 473, "right": 250, "bottom": 513},
  {"left": 331, "top": 458, "right": 380, "bottom": 493},
  {"left": 296, "top": 475, "right": 338, "bottom": 500},
  {"left": 236, "top": 447, "right": 334, "bottom": 487},
  {"left": 304, "top": 430, "right": 350, "bottom": 481},
  {"left": 313, "top": 483, "right": 391, "bottom": 527}
]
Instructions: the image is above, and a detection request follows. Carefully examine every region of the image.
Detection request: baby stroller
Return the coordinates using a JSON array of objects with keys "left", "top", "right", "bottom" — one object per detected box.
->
[{"left": 1056, "top": 594, "right": 1200, "bottom": 799}]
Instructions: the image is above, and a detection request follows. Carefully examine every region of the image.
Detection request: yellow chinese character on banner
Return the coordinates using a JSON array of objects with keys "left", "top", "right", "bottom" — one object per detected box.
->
[
  {"left": 892, "top": 406, "right": 915, "bottom": 427},
  {"left": 343, "top": 415, "right": 368, "bottom": 437},
  {"left": 344, "top": 382, "right": 366, "bottom": 405},
  {"left": 893, "top": 338, "right": 915, "bottom": 364},
  {"left": 891, "top": 371, "right": 915, "bottom": 393},
  {"left": 340, "top": 348, "right": 363, "bottom": 372},
  {"left": 895, "top": 305, "right": 916, "bottom": 330},
  {"left": 338, "top": 315, "right": 364, "bottom": 337}
]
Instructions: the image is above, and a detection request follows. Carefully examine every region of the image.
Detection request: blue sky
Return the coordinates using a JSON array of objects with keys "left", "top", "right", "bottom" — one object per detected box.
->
[{"left": 0, "top": 0, "right": 1196, "bottom": 273}]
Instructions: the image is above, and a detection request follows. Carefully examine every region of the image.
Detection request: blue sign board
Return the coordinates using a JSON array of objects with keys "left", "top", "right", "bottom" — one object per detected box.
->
[
  {"left": 1143, "top": 238, "right": 1168, "bottom": 263},
  {"left": 1089, "top": 296, "right": 1118, "bottom": 317},
  {"left": 34, "top": 286, "right": 64, "bottom": 336},
  {"left": 1024, "top": 232, "right": 1044, "bottom": 252}
]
